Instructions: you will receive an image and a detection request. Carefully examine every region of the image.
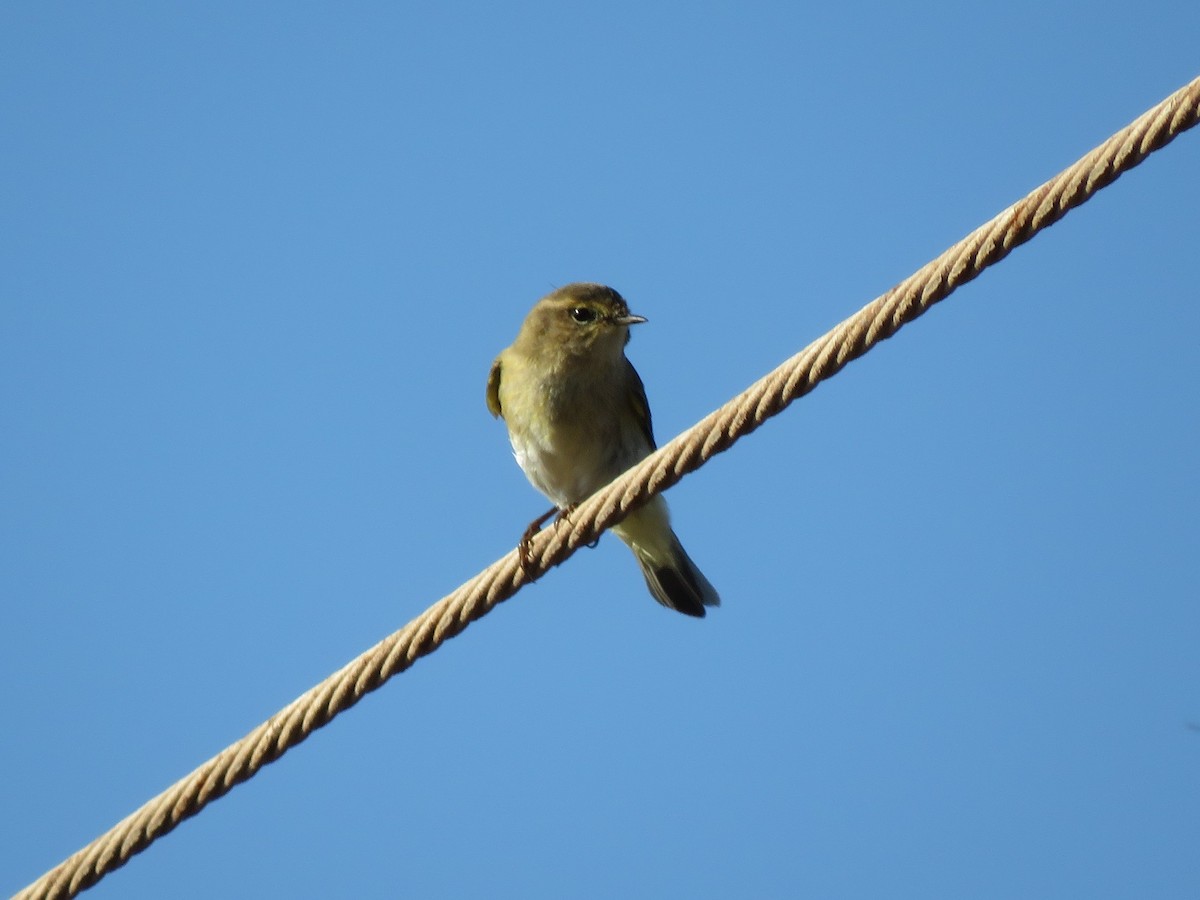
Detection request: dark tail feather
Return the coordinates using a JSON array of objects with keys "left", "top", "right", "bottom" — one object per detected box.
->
[{"left": 635, "top": 536, "right": 720, "bottom": 618}]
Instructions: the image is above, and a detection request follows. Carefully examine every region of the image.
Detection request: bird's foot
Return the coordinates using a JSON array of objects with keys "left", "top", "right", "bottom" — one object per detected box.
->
[
  {"left": 517, "top": 506, "right": 559, "bottom": 575},
  {"left": 554, "top": 504, "right": 600, "bottom": 549}
]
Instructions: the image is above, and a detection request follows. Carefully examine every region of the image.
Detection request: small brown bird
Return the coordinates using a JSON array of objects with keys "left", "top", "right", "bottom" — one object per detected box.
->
[{"left": 487, "top": 283, "right": 720, "bottom": 617}]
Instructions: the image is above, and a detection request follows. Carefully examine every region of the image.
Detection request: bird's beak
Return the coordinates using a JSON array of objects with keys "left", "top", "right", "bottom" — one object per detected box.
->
[{"left": 613, "top": 314, "right": 648, "bottom": 326}]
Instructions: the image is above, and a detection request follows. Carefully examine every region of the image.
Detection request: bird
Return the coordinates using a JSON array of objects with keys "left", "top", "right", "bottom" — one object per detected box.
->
[{"left": 486, "top": 282, "right": 720, "bottom": 617}]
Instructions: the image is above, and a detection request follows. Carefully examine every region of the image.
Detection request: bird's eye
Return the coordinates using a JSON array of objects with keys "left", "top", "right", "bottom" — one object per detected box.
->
[{"left": 569, "top": 307, "right": 597, "bottom": 324}]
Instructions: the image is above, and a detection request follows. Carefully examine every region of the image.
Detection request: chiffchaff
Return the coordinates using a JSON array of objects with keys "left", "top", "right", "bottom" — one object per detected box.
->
[{"left": 487, "top": 283, "right": 720, "bottom": 617}]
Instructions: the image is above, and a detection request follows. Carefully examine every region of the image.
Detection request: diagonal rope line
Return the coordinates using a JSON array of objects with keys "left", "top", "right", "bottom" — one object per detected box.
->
[{"left": 15, "top": 75, "right": 1200, "bottom": 900}]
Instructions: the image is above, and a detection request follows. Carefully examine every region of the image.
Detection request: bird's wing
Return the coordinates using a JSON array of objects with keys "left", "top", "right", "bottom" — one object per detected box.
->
[
  {"left": 486, "top": 356, "right": 504, "bottom": 419},
  {"left": 626, "top": 359, "right": 656, "bottom": 451}
]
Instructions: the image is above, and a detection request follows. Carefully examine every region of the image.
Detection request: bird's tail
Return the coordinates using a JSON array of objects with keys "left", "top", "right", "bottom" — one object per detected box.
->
[{"left": 613, "top": 497, "right": 720, "bottom": 618}]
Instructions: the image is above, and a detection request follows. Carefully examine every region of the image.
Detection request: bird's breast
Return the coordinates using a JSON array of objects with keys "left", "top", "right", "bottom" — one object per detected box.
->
[{"left": 500, "top": 354, "right": 646, "bottom": 508}]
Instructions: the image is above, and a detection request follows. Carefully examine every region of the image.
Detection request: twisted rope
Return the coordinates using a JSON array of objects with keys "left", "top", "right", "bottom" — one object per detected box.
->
[{"left": 16, "top": 75, "right": 1199, "bottom": 900}]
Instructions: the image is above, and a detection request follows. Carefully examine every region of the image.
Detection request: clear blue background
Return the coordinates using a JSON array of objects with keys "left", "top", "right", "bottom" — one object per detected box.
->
[{"left": 3, "top": 4, "right": 1198, "bottom": 898}]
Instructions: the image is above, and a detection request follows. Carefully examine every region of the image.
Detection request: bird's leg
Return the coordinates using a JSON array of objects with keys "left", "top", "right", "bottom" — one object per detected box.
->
[
  {"left": 554, "top": 503, "right": 600, "bottom": 549},
  {"left": 518, "top": 505, "right": 560, "bottom": 573}
]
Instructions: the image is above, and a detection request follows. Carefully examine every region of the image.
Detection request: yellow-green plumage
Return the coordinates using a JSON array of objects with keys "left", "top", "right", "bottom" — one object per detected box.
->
[{"left": 487, "top": 283, "right": 719, "bottom": 617}]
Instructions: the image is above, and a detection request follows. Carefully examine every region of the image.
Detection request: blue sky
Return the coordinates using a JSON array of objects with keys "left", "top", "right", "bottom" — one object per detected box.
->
[{"left": 3, "top": 4, "right": 1198, "bottom": 898}]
